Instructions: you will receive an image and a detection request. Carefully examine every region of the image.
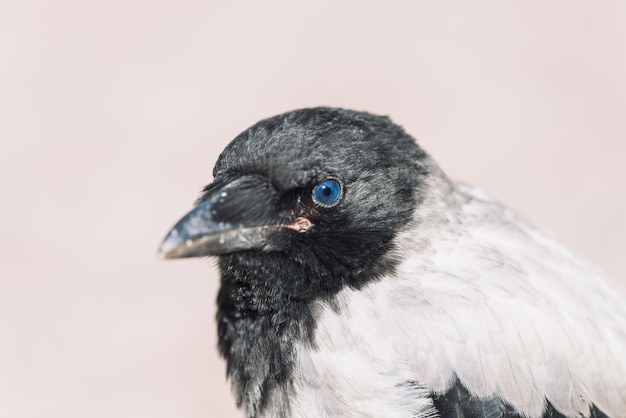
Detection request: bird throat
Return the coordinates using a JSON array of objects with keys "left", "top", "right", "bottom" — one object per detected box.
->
[
  {"left": 215, "top": 256, "right": 318, "bottom": 417},
  {"left": 213, "top": 229, "right": 405, "bottom": 416}
]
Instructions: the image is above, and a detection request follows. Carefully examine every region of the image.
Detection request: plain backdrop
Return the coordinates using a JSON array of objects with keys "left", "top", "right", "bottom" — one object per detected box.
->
[{"left": 1, "top": 2, "right": 625, "bottom": 417}]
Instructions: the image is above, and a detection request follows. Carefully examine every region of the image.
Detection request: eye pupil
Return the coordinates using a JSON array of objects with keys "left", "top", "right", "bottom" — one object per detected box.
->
[{"left": 312, "top": 179, "right": 342, "bottom": 207}]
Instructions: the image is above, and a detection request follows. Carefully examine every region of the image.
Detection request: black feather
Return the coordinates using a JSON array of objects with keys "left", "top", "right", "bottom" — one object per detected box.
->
[
  {"left": 432, "top": 379, "right": 610, "bottom": 418},
  {"left": 213, "top": 108, "right": 431, "bottom": 416}
]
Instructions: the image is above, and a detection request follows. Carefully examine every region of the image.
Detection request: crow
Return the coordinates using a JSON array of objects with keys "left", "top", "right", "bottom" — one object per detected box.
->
[{"left": 159, "top": 108, "right": 626, "bottom": 418}]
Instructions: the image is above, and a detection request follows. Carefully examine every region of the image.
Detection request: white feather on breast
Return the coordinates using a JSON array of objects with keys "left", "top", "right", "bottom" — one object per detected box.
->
[{"left": 294, "top": 172, "right": 626, "bottom": 418}]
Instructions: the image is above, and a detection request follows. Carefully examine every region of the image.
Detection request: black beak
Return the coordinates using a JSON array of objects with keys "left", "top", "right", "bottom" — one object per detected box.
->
[{"left": 159, "top": 176, "right": 280, "bottom": 259}]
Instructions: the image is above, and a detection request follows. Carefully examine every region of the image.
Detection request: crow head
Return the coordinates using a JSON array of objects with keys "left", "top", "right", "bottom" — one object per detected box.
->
[{"left": 160, "top": 108, "right": 430, "bottom": 309}]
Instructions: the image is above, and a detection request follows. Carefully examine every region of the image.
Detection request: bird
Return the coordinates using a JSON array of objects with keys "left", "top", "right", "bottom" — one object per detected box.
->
[{"left": 159, "top": 107, "right": 626, "bottom": 418}]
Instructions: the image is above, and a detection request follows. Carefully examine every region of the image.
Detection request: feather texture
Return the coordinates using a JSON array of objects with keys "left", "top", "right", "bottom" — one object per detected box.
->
[
  {"left": 432, "top": 379, "right": 610, "bottom": 418},
  {"left": 294, "top": 166, "right": 626, "bottom": 417},
  {"left": 161, "top": 108, "right": 626, "bottom": 418}
]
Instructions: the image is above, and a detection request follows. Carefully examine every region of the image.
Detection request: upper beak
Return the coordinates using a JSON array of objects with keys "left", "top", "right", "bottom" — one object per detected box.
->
[{"left": 158, "top": 176, "right": 280, "bottom": 259}]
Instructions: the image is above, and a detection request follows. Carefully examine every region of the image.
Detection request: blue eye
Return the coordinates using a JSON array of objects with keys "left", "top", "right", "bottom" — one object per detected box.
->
[{"left": 312, "top": 179, "right": 342, "bottom": 207}]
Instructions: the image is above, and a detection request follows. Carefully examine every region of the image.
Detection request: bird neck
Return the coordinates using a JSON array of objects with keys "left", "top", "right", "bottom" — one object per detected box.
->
[{"left": 215, "top": 260, "right": 317, "bottom": 417}]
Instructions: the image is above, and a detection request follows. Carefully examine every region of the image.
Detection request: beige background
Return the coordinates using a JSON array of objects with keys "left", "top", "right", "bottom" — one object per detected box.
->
[{"left": 1, "top": 2, "right": 625, "bottom": 417}]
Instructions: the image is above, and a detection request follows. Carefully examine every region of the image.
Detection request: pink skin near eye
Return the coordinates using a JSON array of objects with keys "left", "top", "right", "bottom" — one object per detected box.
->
[{"left": 285, "top": 217, "right": 313, "bottom": 233}]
